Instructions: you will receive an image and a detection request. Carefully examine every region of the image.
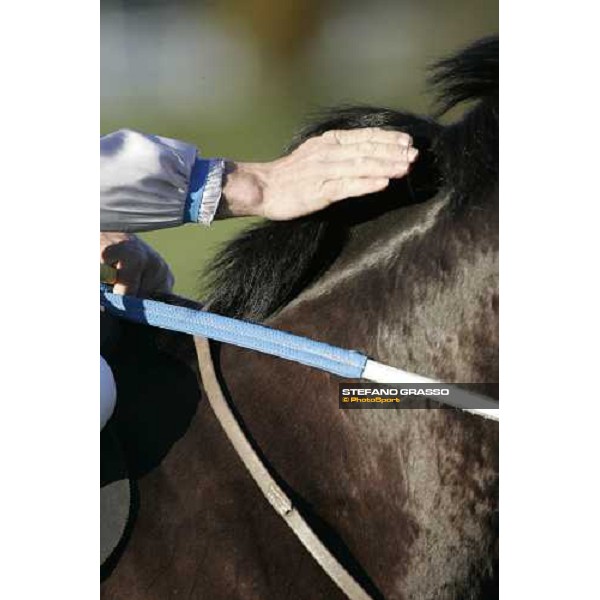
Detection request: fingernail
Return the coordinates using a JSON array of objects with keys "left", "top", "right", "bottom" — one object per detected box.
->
[{"left": 408, "top": 147, "right": 419, "bottom": 161}]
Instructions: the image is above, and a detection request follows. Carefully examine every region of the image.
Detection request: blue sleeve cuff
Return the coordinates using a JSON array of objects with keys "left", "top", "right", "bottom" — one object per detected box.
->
[
  {"left": 184, "top": 158, "right": 225, "bottom": 225},
  {"left": 184, "top": 158, "right": 210, "bottom": 224}
]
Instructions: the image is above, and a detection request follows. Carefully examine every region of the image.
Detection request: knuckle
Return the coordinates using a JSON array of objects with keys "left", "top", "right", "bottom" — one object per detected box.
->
[
  {"left": 302, "top": 136, "right": 321, "bottom": 150},
  {"left": 363, "top": 127, "right": 377, "bottom": 139},
  {"left": 332, "top": 130, "right": 347, "bottom": 144},
  {"left": 399, "top": 132, "right": 413, "bottom": 145}
]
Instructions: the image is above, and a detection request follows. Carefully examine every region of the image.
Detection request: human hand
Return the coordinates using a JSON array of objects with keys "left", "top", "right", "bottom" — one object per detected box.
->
[
  {"left": 100, "top": 232, "right": 174, "bottom": 296},
  {"left": 219, "top": 127, "right": 418, "bottom": 221}
]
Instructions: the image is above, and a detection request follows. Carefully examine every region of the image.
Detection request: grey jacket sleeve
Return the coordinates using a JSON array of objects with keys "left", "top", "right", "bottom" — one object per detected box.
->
[{"left": 100, "top": 129, "right": 224, "bottom": 232}]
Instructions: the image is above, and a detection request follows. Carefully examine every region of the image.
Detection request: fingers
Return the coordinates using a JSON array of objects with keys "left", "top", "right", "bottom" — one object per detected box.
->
[
  {"left": 319, "top": 141, "right": 418, "bottom": 164},
  {"left": 139, "top": 259, "right": 175, "bottom": 296},
  {"left": 302, "top": 128, "right": 418, "bottom": 181},
  {"left": 101, "top": 233, "right": 170, "bottom": 296},
  {"left": 323, "top": 156, "right": 414, "bottom": 179},
  {"left": 101, "top": 238, "right": 143, "bottom": 294},
  {"left": 113, "top": 258, "right": 143, "bottom": 295},
  {"left": 100, "top": 243, "right": 124, "bottom": 267},
  {"left": 320, "top": 178, "right": 391, "bottom": 204},
  {"left": 256, "top": 126, "right": 420, "bottom": 221},
  {"left": 321, "top": 127, "right": 413, "bottom": 147}
]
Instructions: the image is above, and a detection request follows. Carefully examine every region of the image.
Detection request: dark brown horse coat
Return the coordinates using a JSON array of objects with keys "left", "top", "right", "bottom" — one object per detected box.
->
[{"left": 101, "top": 37, "right": 499, "bottom": 600}]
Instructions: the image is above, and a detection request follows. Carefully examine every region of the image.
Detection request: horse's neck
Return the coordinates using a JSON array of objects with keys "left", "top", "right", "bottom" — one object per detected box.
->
[
  {"left": 213, "top": 192, "right": 498, "bottom": 599},
  {"left": 272, "top": 189, "right": 498, "bottom": 384}
]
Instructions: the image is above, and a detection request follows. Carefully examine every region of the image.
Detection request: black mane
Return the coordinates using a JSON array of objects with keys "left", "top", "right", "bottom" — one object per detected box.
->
[{"left": 205, "top": 37, "right": 499, "bottom": 321}]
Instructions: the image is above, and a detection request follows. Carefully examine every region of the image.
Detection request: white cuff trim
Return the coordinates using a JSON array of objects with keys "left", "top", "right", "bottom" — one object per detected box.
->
[{"left": 199, "top": 159, "right": 225, "bottom": 226}]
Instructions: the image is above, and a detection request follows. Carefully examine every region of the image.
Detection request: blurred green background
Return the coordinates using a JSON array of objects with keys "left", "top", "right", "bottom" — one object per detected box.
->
[{"left": 101, "top": 0, "right": 498, "bottom": 299}]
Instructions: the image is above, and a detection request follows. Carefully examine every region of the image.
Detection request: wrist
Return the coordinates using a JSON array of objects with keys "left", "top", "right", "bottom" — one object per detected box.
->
[{"left": 218, "top": 161, "right": 268, "bottom": 219}]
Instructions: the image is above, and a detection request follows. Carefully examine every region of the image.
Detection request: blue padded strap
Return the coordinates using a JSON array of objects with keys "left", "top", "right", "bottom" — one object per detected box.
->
[{"left": 100, "top": 291, "right": 367, "bottom": 379}]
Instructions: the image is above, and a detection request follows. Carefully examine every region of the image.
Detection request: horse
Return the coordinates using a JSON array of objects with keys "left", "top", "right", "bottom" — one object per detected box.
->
[{"left": 101, "top": 37, "right": 499, "bottom": 600}]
